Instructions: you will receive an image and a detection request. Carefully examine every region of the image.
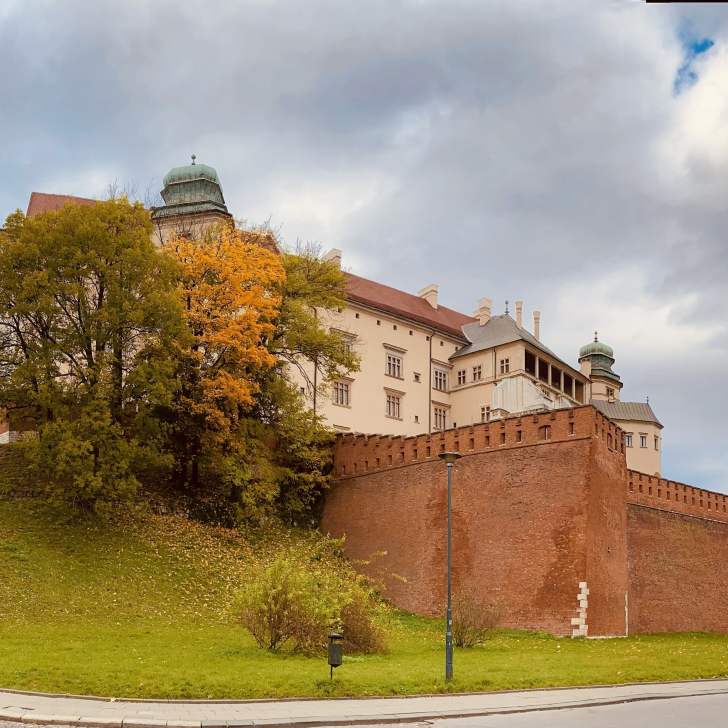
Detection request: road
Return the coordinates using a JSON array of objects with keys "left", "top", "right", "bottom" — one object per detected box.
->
[{"left": 413, "top": 692, "right": 728, "bottom": 727}]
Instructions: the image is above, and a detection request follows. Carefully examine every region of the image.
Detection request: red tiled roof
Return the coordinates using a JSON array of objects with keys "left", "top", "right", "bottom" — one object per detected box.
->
[
  {"left": 26, "top": 192, "right": 97, "bottom": 217},
  {"left": 344, "top": 272, "right": 475, "bottom": 339}
]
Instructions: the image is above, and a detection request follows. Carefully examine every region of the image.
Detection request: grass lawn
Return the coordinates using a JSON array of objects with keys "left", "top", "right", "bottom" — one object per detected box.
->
[{"left": 1, "top": 500, "right": 728, "bottom": 698}]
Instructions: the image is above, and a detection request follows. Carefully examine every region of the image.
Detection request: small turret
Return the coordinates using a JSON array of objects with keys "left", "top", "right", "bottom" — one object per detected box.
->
[{"left": 579, "top": 332, "right": 621, "bottom": 401}]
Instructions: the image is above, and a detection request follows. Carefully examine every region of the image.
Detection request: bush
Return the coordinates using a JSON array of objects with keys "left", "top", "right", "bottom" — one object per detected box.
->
[
  {"left": 234, "top": 551, "right": 386, "bottom": 655},
  {"left": 341, "top": 586, "right": 387, "bottom": 654},
  {"left": 452, "top": 592, "right": 503, "bottom": 647}
]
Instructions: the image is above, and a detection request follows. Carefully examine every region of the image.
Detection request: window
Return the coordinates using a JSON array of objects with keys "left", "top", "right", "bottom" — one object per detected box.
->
[
  {"left": 654, "top": 435, "right": 660, "bottom": 451},
  {"left": 525, "top": 350, "right": 536, "bottom": 376},
  {"left": 606, "top": 387, "right": 615, "bottom": 400},
  {"left": 457, "top": 369, "right": 466, "bottom": 385},
  {"left": 472, "top": 364, "right": 482, "bottom": 381},
  {"left": 500, "top": 358, "right": 510, "bottom": 375},
  {"left": 386, "top": 353, "right": 402, "bottom": 378},
  {"left": 414, "top": 415, "right": 419, "bottom": 424},
  {"left": 640, "top": 434, "right": 648, "bottom": 448},
  {"left": 333, "top": 381, "right": 350, "bottom": 407},
  {"left": 386, "top": 393, "right": 401, "bottom": 419},
  {"left": 625, "top": 433, "right": 633, "bottom": 448},
  {"left": 434, "top": 406, "right": 447, "bottom": 431},
  {"left": 539, "top": 425, "right": 551, "bottom": 441},
  {"left": 433, "top": 369, "right": 448, "bottom": 392},
  {"left": 413, "top": 372, "right": 421, "bottom": 383},
  {"left": 481, "top": 405, "right": 491, "bottom": 423}
]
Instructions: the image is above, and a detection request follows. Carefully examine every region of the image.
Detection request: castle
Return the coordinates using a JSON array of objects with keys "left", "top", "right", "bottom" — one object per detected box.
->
[
  {"left": 15, "top": 160, "right": 728, "bottom": 639},
  {"left": 18, "top": 160, "right": 663, "bottom": 475},
  {"left": 157, "top": 160, "right": 667, "bottom": 474}
]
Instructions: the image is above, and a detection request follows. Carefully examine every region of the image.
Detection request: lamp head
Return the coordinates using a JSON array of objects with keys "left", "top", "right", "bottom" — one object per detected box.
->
[{"left": 439, "top": 451, "right": 462, "bottom": 464}]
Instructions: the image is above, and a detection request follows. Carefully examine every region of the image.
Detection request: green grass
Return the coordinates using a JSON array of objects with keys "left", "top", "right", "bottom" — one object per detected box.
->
[{"left": 1, "top": 500, "right": 728, "bottom": 699}]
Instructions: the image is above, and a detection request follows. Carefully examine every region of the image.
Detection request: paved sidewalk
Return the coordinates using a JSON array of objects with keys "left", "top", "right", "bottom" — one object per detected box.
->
[{"left": 1, "top": 680, "right": 728, "bottom": 728}]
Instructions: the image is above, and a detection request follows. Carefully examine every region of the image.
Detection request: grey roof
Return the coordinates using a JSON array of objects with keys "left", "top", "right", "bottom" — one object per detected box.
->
[
  {"left": 452, "top": 314, "right": 567, "bottom": 366},
  {"left": 591, "top": 399, "right": 663, "bottom": 428}
]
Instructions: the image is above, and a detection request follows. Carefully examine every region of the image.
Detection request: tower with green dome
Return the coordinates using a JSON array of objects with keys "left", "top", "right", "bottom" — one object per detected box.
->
[
  {"left": 151, "top": 156, "right": 232, "bottom": 242},
  {"left": 578, "top": 332, "right": 622, "bottom": 401}
]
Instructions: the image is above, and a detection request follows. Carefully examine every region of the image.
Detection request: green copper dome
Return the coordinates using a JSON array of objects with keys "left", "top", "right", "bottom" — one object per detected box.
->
[
  {"left": 163, "top": 162, "right": 220, "bottom": 188},
  {"left": 579, "top": 338, "right": 614, "bottom": 359},
  {"left": 152, "top": 156, "right": 230, "bottom": 220}
]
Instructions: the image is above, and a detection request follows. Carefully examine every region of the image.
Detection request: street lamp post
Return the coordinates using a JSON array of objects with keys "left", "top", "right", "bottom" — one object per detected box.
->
[{"left": 439, "top": 450, "right": 462, "bottom": 682}]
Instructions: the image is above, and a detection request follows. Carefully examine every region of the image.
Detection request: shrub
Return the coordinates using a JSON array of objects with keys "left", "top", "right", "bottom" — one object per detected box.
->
[
  {"left": 234, "top": 550, "right": 386, "bottom": 654},
  {"left": 234, "top": 556, "right": 339, "bottom": 653},
  {"left": 452, "top": 592, "right": 503, "bottom": 647},
  {"left": 341, "top": 586, "right": 387, "bottom": 654}
]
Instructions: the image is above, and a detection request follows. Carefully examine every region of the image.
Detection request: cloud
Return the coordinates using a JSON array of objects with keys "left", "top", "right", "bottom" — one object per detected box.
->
[{"left": 1, "top": 0, "right": 727, "bottom": 486}]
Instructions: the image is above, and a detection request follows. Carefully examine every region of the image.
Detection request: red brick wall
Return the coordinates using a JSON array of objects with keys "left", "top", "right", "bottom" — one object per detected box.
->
[
  {"left": 627, "top": 470, "right": 728, "bottom": 524},
  {"left": 627, "top": 505, "right": 728, "bottom": 633},
  {"left": 584, "top": 432, "right": 629, "bottom": 635},
  {"left": 322, "top": 407, "right": 629, "bottom": 636}
]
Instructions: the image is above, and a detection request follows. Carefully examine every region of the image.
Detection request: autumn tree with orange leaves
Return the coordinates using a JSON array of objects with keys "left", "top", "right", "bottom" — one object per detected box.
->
[{"left": 162, "top": 225, "right": 285, "bottom": 495}]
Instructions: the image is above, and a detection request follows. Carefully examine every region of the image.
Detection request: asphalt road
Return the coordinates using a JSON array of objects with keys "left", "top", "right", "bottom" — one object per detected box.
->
[{"left": 426, "top": 692, "right": 728, "bottom": 727}]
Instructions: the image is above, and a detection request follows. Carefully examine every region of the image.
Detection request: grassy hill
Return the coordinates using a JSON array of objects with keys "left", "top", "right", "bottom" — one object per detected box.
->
[{"left": 2, "top": 499, "right": 728, "bottom": 698}]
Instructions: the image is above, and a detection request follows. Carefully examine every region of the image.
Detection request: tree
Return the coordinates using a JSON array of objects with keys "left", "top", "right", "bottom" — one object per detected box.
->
[
  {"left": 0, "top": 200, "right": 182, "bottom": 510},
  {"left": 160, "top": 231, "right": 359, "bottom": 525},
  {"left": 271, "top": 244, "right": 359, "bottom": 397},
  {"left": 161, "top": 224, "right": 285, "bottom": 493}
]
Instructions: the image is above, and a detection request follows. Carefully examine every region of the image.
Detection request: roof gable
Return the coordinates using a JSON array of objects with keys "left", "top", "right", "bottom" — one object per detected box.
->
[
  {"left": 344, "top": 272, "right": 475, "bottom": 339},
  {"left": 454, "top": 315, "right": 560, "bottom": 360},
  {"left": 591, "top": 399, "right": 662, "bottom": 428}
]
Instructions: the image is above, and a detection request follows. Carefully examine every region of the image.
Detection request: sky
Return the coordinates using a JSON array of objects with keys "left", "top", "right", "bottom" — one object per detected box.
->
[{"left": 1, "top": 0, "right": 727, "bottom": 487}]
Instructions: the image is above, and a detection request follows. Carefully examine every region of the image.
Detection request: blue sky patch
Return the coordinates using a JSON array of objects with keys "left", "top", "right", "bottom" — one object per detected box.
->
[{"left": 674, "top": 36, "right": 715, "bottom": 95}]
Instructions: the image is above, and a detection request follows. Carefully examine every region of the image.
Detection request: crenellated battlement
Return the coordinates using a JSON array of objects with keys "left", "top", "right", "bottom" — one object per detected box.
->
[
  {"left": 627, "top": 469, "right": 728, "bottom": 524},
  {"left": 333, "top": 405, "right": 625, "bottom": 478}
]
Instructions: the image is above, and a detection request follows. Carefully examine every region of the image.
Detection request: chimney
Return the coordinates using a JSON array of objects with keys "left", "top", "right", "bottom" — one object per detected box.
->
[
  {"left": 533, "top": 310, "right": 541, "bottom": 340},
  {"left": 322, "top": 248, "right": 342, "bottom": 268},
  {"left": 418, "top": 283, "right": 439, "bottom": 309},
  {"left": 475, "top": 297, "right": 492, "bottom": 325},
  {"left": 515, "top": 300, "right": 524, "bottom": 328}
]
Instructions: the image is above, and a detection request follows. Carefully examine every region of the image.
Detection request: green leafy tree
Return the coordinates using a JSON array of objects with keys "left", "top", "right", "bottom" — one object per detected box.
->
[
  {"left": 271, "top": 245, "right": 359, "bottom": 394},
  {"left": 0, "top": 200, "right": 182, "bottom": 510}
]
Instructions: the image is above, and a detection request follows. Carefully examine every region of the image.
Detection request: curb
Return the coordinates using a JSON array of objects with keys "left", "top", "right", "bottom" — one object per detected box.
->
[
  {"left": 1, "top": 676, "right": 728, "bottom": 704},
  {"left": 3, "top": 686, "right": 728, "bottom": 728}
]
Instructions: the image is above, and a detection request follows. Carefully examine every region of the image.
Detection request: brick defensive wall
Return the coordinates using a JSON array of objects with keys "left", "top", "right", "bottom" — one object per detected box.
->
[
  {"left": 323, "top": 406, "right": 629, "bottom": 637},
  {"left": 322, "top": 405, "right": 728, "bottom": 636},
  {"left": 332, "top": 405, "right": 625, "bottom": 478}
]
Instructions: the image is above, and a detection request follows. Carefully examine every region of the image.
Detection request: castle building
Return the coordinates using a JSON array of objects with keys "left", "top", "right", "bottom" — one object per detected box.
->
[
  {"left": 299, "top": 250, "right": 662, "bottom": 475},
  {"left": 17, "top": 160, "right": 662, "bottom": 475}
]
